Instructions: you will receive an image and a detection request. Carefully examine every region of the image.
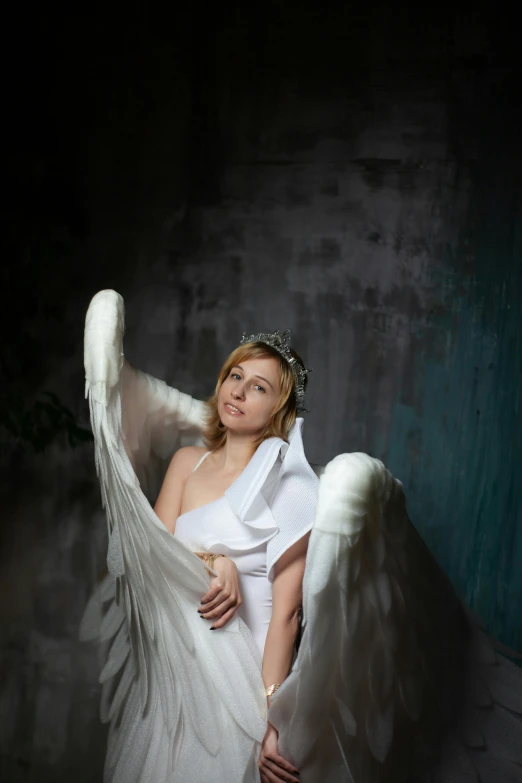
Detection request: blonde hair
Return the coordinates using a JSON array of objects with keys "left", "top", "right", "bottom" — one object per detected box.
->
[{"left": 203, "top": 341, "right": 307, "bottom": 451}]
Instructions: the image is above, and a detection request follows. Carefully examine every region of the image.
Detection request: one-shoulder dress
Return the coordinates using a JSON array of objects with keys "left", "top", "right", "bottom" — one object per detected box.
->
[{"left": 174, "top": 426, "right": 319, "bottom": 655}]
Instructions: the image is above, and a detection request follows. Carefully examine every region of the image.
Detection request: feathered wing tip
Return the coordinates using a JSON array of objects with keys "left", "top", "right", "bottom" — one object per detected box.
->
[{"left": 84, "top": 289, "right": 125, "bottom": 405}]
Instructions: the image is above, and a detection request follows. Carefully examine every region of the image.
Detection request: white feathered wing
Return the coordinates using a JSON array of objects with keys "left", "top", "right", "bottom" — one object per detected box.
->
[
  {"left": 269, "top": 453, "right": 522, "bottom": 783},
  {"left": 80, "top": 290, "right": 266, "bottom": 783}
]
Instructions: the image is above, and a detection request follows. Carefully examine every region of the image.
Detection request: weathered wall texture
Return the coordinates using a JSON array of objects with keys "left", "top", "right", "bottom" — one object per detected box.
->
[{"left": 1, "top": 5, "right": 520, "bottom": 781}]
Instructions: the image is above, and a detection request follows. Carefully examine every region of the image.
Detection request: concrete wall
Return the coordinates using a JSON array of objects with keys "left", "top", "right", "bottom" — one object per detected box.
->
[{"left": 1, "top": 5, "right": 520, "bottom": 780}]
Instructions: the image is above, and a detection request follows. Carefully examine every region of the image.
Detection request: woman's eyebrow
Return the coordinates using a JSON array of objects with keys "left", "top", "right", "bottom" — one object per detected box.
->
[{"left": 234, "top": 365, "right": 274, "bottom": 389}]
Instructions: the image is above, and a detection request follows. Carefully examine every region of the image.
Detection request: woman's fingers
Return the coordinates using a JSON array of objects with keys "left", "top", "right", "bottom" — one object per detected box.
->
[
  {"left": 261, "top": 748, "right": 300, "bottom": 779},
  {"left": 200, "top": 593, "right": 242, "bottom": 619},
  {"left": 260, "top": 770, "right": 281, "bottom": 783},
  {"left": 200, "top": 581, "right": 243, "bottom": 615},
  {"left": 199, "top": 588, "right": 230, "bottom": 612},
  {"left": 199, "top": 589, "right": 233, "bottom": 613},
  {"left": 261, "top": 757, "right": 300, "bottom": 782},
  {"left": 259, "top": 768, "right": 284, "bottom": 783},
  {"left": 265, "top": 747, "right": 300, "bottom": 775},
  {"left": 201, "top": 597, "right": 234, "bottom": 620},
  {"left": 199, "top": 582, "right": 223, "bottom": 606},
  {"left": 208, "top": 605, "right": 239, "bottom": 629}
]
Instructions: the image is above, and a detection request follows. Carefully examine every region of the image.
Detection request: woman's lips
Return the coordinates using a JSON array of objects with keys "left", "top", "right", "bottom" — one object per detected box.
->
[{"left": 224, "top": 402, "right": 244, "bottom": 416}]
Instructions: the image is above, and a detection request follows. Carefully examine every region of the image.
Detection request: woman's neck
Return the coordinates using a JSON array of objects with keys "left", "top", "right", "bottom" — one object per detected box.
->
[{"left": 215, "top": 430, "right": 258, "bottom": 476}]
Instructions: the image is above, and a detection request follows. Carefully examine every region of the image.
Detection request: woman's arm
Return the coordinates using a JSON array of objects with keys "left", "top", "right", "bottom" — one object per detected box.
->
[
  {"left": 262, "top": 532, "right": 309, "bottom": 691},
  {"left": 154, "top": 446, "right": 205, "bottom": 534},
  {"left": 257, "top": 533, "right": 310, "bottom": 783}
]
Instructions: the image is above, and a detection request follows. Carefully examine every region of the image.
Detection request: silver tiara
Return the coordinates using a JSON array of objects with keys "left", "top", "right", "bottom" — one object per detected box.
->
[{"left": 239, "top": 329, "right": 311, "bottom": 413}]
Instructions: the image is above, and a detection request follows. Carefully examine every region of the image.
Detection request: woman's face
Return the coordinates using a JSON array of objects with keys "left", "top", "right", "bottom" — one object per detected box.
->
[{"left": 217, "top": 357, "right": 281, "bottom": 438}]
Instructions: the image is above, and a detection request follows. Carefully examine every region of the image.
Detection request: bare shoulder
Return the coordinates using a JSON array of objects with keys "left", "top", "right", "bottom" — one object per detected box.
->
[
  {"left": 155, "top": 446, "right": 208, "bottom": 532},
  {"left": 169, "top": 445, "right": 208, "bottom": 476}
]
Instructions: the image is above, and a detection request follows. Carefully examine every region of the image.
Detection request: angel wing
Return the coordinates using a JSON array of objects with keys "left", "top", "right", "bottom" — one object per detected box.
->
[
  {"left": 268, "top": 453, "right": 522, "bottom": 783},
  {"left": 80, "top": 290, "right": 266, "bottom": 783}
]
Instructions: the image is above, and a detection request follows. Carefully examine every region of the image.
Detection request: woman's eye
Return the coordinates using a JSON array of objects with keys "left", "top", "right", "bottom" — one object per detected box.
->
[{"left": 229, "top": 372, "right": 263, "bottom": 391}]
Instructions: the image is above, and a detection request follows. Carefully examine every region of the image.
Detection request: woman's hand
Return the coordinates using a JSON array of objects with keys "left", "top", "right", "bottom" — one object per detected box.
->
[
  {"left": 198, "top": 556, "right": 243, "bottom": 629},
  {"left": 258, "top": 722, "right": 300, "bottom": 783}
]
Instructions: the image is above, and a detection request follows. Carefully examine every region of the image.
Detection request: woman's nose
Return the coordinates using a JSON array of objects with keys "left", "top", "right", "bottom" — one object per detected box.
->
[{"left": 232, "top": 385, "right": 245, "bottom": 399}]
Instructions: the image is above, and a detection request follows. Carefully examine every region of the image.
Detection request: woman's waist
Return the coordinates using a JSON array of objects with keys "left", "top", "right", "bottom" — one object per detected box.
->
[
  {"left": 212, "top": 543, "right": 269, "bottom": 578},
  {"left": 175, "top": 524, "right": 268, "bottom": 576}
]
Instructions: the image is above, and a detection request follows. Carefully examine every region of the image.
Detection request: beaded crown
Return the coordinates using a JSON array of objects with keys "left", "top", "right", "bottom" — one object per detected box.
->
[{"left": 239, "top": 330, "right": 311, "bottom": 413}]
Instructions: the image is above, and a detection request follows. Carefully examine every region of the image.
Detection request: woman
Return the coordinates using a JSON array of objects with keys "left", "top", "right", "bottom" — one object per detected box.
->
[
  {"left": 154, "top": 339, "right": 317, "bottom": 783},
  {"left": 82, "top": 289, "right": 522, "bottom": 783}
]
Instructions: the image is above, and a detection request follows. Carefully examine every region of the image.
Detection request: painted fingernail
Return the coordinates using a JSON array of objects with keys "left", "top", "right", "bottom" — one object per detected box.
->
[{"left": 209, "top": 627, "right": 215, "bottom": 631}]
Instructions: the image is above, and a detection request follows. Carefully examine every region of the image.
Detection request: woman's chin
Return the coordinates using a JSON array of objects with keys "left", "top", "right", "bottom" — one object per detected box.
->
[
  {"left": 220, "top": 404, "right": 248, "bottom": 423},
  {"left": 223, "top": 418, "right": 249, "bottom": 432},
  {"left": 221, "top": 413, "right": 264, "bottom": 437}
]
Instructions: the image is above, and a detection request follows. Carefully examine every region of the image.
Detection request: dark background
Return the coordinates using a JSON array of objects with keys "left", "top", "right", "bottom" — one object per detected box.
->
[{"left": 1, "top": 3, "right": 521, "bottom": 780}]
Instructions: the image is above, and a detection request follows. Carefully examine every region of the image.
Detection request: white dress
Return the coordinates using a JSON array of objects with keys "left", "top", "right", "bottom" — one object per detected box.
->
[{"left": 174, "top": 451, "right": 275, "bottom": 655}]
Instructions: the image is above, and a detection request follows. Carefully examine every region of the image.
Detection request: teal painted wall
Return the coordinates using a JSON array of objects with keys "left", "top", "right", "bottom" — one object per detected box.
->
[{"left": 385, "top": 86, "right": 522, "bottom": 649}]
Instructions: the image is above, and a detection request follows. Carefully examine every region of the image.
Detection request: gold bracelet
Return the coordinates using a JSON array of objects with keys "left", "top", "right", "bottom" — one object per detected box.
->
[
  {"left": 194, "top": 551, "right": 226, "bottom": 572},
  {"left": 209, "top": 553, "right": 226, "bottom": 570},
  {"left": 265, "top": 683, "right": 281, "bottom": 697}
]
